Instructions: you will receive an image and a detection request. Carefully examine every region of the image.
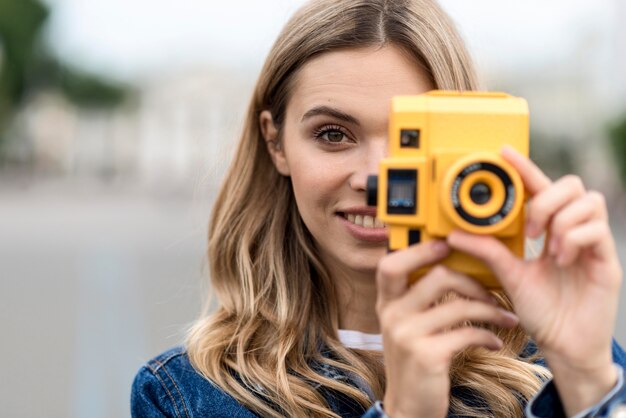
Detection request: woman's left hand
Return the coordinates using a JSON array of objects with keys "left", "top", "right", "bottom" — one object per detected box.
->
[{"left": 447, "top": 145, "right": 623, "bottom": 416}]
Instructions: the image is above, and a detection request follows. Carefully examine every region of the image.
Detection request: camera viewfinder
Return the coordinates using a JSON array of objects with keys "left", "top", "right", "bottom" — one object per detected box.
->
[
  {"left": 400, "top": 129, "right": 420, "bottom": 148},
  {"left": 387, "top": 169, "right": 417, "bottom": 214}
]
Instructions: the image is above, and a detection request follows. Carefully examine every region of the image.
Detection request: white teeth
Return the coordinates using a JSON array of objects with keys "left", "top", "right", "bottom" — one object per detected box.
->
[{"left": 343, "top": 213, "right": 385, "bottom": 228}]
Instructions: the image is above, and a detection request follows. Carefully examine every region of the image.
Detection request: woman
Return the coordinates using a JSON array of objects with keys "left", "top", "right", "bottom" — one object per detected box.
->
[{"left": 131, "top": 0, "right": 626, "bottom": 417}]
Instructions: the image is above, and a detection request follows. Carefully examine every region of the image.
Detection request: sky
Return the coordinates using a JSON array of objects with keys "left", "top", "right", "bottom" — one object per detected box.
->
[{"left": 41, "top": 0, "right": 617, "bottom": 83}]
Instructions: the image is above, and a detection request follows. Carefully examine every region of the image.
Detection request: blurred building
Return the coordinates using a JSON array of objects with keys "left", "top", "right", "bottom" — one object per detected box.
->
[
  {"left": 9, "top": 2, "right": 626, "bottom": 198},
  {"left": 479, "top": 3, "right": 626, "bottom": 196},
  {"left": 136, "top": 68, "right": 252, "bottom": 189},
  {"left": 15, "top": 67, "right": 253, "bottom": 192}
]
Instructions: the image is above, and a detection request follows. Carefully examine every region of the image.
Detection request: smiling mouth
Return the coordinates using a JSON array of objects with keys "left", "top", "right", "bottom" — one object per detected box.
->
[{"left": 338, "top": 212, "right": 386, "bottom": 229}]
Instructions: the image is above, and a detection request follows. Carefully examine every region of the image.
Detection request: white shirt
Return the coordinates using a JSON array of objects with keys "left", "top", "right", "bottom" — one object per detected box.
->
[{"left": 338, "top": 329, "right": 383, "bottom": 351}]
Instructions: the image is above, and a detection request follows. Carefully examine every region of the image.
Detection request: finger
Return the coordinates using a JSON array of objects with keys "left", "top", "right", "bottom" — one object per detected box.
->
[
  {"left": 431, "top": 327, "right": 504, "bottom": 358},
  {"left": 376, "top": 240, "right": 450, "bottom": 305},
  {"left": 380, "top": 266, "right": 497, "bottom": 329},
  {"left": 447, "top": 231, "right": 523, "bottom": 294},
  {"left": 417, "top": 299, "right": 519, "bottom": 334},
  {"left": 526, "top": 174, "right": 586, "bottom": 238},
  {"left": 382, "top": 328, "right": 501, "bottom": 371},
  {"left": 548, "top": 191, "right": 608, "bottom": 256},
  {"left": 384, "top": 307, "right": 509, "bottom": 360},
  {"left": 501, "top": 145, "right": 551, "bottom": 197},
  {"left": 555, "top": 220, "right": 616, "bottom": 266},
  {"left": 392, "top": 265, "right": 496, "bottom": 314}
]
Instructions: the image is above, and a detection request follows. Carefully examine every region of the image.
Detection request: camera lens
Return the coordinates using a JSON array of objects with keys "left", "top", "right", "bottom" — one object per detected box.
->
[
  {"left": 469, "top": 182, "right": 491, "bottom": 205},
  {"left": 447, "top": 161, "right": 516, "bottom": 227}
]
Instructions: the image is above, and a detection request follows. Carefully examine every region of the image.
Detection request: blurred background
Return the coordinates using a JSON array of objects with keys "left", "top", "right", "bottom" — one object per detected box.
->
[{"left": 1, "top": 0, "right": 625, "bottom": 417}]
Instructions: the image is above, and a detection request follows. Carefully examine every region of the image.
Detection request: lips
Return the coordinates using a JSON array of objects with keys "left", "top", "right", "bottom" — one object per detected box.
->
[{"left": 336, "top": 207, "right": 388, "bottom": 242}]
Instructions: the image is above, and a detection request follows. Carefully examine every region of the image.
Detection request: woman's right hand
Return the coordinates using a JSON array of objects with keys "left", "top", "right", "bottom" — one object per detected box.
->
[{"left": 376, "top": 240, "right": 520, "bottom": 418}]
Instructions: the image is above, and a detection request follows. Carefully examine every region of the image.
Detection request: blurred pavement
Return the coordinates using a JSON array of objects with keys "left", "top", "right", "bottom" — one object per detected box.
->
[
  {"left": 1, "top": 177, "right": 625, "bottom": 418},
  {"left": 0, "top": 178, "right": 211, "bottom": 418}
]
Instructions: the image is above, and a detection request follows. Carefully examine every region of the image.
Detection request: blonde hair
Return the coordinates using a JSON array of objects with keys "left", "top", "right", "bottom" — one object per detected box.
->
[{"left": 187, "top": 0, "right": 550, "bottom": 417}]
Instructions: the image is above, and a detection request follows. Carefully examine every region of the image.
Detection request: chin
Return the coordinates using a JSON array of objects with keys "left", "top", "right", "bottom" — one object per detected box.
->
[
  {"left": 314, "top": 233, "right": 387, "bottom": 276},
  {"left": 345, "top": 248, "right": 386, "bottom": 274}
]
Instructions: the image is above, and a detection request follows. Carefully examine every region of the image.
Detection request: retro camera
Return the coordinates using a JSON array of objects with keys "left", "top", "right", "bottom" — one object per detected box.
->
[{"left": 366, "top": 91, "right": 529, "bottom": 288}]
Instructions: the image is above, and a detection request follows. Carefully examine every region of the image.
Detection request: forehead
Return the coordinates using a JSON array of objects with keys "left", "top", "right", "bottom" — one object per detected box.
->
[{"left": 288, "top": 45, "right": 434, "bottom": 118}]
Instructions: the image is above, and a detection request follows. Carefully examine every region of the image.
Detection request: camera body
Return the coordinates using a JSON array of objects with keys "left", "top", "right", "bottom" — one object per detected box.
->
[{"left": 367, "top": 91, "right": 528, "bottom": 288}]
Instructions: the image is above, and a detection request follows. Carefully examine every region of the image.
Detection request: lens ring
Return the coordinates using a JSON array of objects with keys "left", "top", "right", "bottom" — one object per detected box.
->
[
  {"left": 450, "top": 162, "right": 516, "bottom": 226},
  {"left": 458, "top": 170, "right": 506, "bottom": 219}
]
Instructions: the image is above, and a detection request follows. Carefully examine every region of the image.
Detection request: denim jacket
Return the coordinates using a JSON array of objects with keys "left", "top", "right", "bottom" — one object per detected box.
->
[{"left": 132, "top": 341, "right": 626, "bottom": 418}]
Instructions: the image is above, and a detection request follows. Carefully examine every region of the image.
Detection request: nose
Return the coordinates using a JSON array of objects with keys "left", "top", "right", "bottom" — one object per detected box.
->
[{"left": 350, "top": 137, "right": 387, "bottom": 193}]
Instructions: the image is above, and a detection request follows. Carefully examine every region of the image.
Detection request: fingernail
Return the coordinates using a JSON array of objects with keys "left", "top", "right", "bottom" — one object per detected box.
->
[
  {"left": 500, "top": 309, "right": 519, "bottom": 324},
  {"left": 447, "top": 230, "right": 464, "bottom": 244},
  {"left": 501, "top": 145, "right": 514, "bottom": 155},
  {"left": 489, "top": 338, "right": 504, "bottom": 351}
]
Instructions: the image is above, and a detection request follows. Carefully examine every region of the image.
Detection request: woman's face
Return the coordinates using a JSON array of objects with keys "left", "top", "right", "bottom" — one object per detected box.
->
[{"left": 263, "top": 45, "right": 434, "bottom": 276}]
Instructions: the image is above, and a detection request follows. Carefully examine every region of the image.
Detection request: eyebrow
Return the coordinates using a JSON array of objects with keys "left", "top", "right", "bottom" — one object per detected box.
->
[{"left": 301, "top": 106, "right": 361, "bottom": 126}]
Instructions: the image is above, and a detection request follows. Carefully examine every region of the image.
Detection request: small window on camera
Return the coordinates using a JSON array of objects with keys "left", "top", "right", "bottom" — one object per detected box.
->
[
  {"left": 400, "top": 129, "right": 420, "bottom": 148},
  {"left": 387, "top": 169, "right": 417, "bottom": 215}
]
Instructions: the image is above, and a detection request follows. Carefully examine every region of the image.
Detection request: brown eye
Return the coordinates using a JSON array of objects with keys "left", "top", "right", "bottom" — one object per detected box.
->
[
  {"left": 326, "top": 131, "right": 345, "bottom": 143},
  {"left": 312, "top": 124, "right": 352, "bottom": 146}
]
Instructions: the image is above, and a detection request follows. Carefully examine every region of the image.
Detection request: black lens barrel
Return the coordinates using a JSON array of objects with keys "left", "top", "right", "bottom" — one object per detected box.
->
[
  {"left": 469, "top": 182, "right": 491, "bottom": 205},
  {"left": 367, "top": 175, "right": 378, "bottom": 206}
]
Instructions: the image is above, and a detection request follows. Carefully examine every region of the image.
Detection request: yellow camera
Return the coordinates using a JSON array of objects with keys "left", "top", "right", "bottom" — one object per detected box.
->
[{"left": 366, "top": 91, "right": 528, "bottom": 289}]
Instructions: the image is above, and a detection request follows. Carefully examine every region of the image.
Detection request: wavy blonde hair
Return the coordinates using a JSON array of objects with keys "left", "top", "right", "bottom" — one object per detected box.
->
[{"left": 187, "top": 0, "right": 550, "bottom": 417}]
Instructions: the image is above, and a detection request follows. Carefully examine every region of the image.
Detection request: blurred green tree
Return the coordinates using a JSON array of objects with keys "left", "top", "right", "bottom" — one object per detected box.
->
[
  {"left": 608, "top": 113, "right": 626, "bottom": 189},
  {"left": 0, "top": 0, "right": 127, "bottom": 154}
]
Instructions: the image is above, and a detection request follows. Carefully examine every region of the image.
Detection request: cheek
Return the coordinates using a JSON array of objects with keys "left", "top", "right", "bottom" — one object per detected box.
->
[
  {"left": 285, "top": 148, "right": 351, "bottom": 219},
  {"left": 290, "top": 161, "right": 338, "bottom": 216}
]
